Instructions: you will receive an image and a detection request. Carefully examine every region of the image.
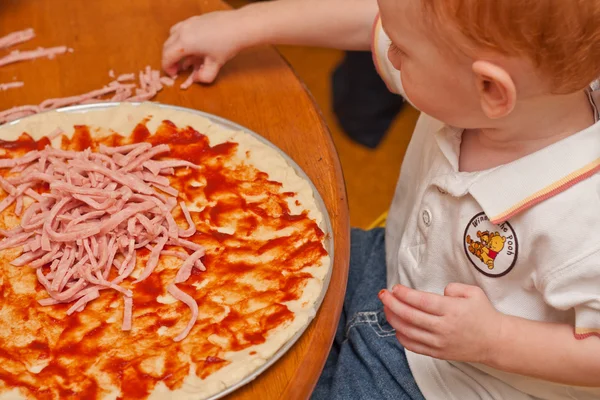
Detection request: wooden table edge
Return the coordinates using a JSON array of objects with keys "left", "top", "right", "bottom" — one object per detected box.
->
[{"left": 275, "top": 51, "right": 351, "bottom": 399}]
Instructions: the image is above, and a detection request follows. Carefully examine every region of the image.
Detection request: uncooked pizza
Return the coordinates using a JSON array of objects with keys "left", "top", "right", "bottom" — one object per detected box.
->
[{"left": 0, "top": 103, "right": 331, "bottom": 400}]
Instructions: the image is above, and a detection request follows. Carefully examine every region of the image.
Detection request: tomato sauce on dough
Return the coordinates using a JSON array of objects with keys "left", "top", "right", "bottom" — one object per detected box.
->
[{"left": 0, "top": 119, "right": 327, "bottom": 399}]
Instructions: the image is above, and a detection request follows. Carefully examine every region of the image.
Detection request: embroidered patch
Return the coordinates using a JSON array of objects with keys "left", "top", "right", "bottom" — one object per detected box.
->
[{"left": 463, "top": 212, "right": 518, "bottom": 278}]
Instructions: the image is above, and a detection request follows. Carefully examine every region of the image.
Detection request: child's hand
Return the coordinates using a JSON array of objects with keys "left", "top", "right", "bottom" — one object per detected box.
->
[
  {"left": 379, "top": 283, "right": 503, "bottom": 364},
  {"left": 162, "top": 11, "right": 245, "bottom": 83}
]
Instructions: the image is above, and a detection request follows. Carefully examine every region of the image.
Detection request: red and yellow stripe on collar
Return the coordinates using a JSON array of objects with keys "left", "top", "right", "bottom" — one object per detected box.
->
[
  {"left": 490, "top": 158, "right": 600, "bottom": 224},
  {"left": 575, "top": 327, "right": 600, "bottom": 340}
]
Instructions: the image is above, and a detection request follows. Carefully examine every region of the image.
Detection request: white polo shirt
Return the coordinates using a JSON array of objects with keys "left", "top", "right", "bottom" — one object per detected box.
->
[{"left": 372, "top": 16, "right": 600, "bottom": 400}]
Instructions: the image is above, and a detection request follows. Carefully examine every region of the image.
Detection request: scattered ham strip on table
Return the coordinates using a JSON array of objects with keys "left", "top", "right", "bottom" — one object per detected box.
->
[
  {"left": 180, "top": 66, "right": 199, "bottom": 90},
  {"left": 0, "top": 28, "right": 68, "bottom": 96},
  {"left": 0, "top": 81, "right": 24, "bottom": 91},
  {"left": 0, "top": 66, "right": 178, "bottom": 125},
  {"left": 0, "top": 28, "right": 35, "bottom": 50},
  {"left": 0, "top": 46, "right": 71, "bottom": 68},
  {"left": 159, "top": 76, "right": 175, "bottom": 87},
  {"left": 0, "top": 142, "right": 206, "bottom": 342}
]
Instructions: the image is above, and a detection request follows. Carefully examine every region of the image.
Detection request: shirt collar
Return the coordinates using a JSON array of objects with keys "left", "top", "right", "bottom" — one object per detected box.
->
[{"left": 438, "top": 89, "right": 600, "bottom": 225}]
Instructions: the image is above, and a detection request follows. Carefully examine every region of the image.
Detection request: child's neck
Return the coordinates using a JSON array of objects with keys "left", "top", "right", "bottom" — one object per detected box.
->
[{"left": 459, "top": 90, "right": 595, "bottom": 172}]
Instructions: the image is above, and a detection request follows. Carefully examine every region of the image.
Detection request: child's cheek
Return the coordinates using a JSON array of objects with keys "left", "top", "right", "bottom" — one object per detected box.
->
[{"left": 397, "top": 70, "right": 420, "bottom": 110}]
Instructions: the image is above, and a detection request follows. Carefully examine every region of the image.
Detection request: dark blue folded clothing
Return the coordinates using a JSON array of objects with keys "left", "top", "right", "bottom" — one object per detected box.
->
[{"left": 332, "top": 51, "right": 404, "bottom": 149}]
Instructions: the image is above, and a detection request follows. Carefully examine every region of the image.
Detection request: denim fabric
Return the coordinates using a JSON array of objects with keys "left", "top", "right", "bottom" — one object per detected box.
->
[{"left": 311, "top": 228, "right": 424, "bottom": 400}]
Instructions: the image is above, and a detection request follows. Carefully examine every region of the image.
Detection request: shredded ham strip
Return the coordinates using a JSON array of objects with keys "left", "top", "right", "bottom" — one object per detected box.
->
[
  {"left": 0, "top": 28, "right": 35, "bottom": 50},
  {"left": 0, "top": 142, "right": 204, "bottom": 341},
  {"left": 116, "top": 73, "right": 135, "bottom": 82},
  {"left": 0, "top": 46, "right": 70, "bottom": 68},
  {"left": 0, "top": 82, "right": 24, "bottom": 91},
  {"left": 0, "top": 66, "right": 179, "bottom": 125},
  {"left": 0, "top": 29, "right": 67, "bottom": 95},
  {"left": 180, "top": 66, "right": 199, "bottom": 90}
]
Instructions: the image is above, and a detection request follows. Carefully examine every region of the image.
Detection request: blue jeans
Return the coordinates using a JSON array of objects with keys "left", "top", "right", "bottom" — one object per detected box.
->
[{"left": 311, "top": 228, "right": 424, "bottom": 400}]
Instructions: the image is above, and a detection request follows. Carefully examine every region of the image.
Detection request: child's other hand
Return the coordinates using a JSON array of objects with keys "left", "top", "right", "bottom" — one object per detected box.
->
[
  {"left": 379, "top": 283, "right": 503, "bottom": 364},
  {"left": 162, "top": 11, "right": 243, "bottom": 83}
]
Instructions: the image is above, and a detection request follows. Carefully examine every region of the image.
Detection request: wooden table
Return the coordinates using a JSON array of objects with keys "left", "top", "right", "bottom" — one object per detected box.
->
[{"left": 0, "top": 1, "right": 350, "bottom": 399}]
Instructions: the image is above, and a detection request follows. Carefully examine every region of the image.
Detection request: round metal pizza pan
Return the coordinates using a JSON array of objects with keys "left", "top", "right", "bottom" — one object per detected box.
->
[{"left": 3, "top": 101, "right": 335, "bottom": 400}]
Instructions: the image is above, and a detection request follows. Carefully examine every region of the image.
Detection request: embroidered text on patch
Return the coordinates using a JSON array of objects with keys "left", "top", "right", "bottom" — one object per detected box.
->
[{"left": 463, "top": 212, "right": 518, "bottom": 278}]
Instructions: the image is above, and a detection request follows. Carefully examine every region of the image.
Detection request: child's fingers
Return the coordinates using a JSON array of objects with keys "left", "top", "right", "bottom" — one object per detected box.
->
[
  {"left": 444, "top": 282, "right": 482, "bottom": 299},
  {"left": 162, "top": 41, "right": 189, "bottom": 76},
  {"left": 170, "top": 21, "right": 183, "bottom": 35},
  {"left": 180, "top": 56, "right": 195, "bottom": 71},
  {"left": 180, "top": 56, "right": 207, "bottom": 75},
  {"left": 194, "top": 59, "right": 221, "bottom": 84},
  {"left": 395, "top": 330, "right": 437, "bottom": 358},
  {"left": 391, "top": 284, "right": 446, "bottom": 316},
  {"left": 380, "top": 289, "right": 439, "bottom": 332},
  {"left": 384, "top": 308, "right": 439, "bottom": 347},
  {"left": 164, "top": 33, "right": 179, "bottom": 52}
]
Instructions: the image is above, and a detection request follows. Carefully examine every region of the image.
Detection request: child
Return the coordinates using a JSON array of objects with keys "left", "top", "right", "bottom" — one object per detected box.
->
[{"left": 162, "top": 0, "right": 600, "bottom": 398}]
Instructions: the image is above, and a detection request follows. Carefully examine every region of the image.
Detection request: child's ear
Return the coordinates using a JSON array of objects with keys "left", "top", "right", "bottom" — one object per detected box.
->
[{"left": 472, "top": 60, "right": 517, "bottom": 119}]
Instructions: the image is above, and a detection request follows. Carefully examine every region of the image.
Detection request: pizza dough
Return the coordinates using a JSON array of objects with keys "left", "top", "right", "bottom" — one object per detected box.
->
[{"left": 0, "top": 103, "right": 331, "bottom": 400}]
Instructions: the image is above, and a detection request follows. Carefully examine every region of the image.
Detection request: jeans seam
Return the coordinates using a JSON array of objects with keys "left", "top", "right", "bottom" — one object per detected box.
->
[
  {"left": 376, "top": 311, "right": 395, "bottom": 334},
  {"left": 345, "top": 311, "right": 397, "bottom": 339},
  {"left": 344, "top": 312, "right": 375, "bottom": 336},
  {"left": 371, "top": 320, "right": 396, "bottom": 337},
  {"left": 344, "top": 316, "right": 361, "bottom": 338},
  {"left": 374, "top": 320, "right": 396, "bottom": 337}
]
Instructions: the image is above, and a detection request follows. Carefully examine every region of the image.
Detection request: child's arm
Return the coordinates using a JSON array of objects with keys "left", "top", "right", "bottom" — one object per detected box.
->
[
  {"left": 162, "top": 0, "right": 378, "bottom": 83},
  {"left": 490, "top": 314, "right": 600, "bottom": 385},
  {"left": 379, "top": 284, "right": 600, "bottom": 386}
]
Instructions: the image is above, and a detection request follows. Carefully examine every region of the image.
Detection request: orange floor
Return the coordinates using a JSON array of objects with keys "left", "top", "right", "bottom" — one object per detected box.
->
[{"left": 228, "top": 1, "right": 419, "bottom": 228}]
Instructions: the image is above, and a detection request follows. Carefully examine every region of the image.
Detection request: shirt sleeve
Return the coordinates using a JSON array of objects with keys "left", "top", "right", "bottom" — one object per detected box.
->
[
  {"left": 541, "top": 250, "right": 600, "bottom": 339},
  {"left": 371, "top": 14, "right": 405, "bottom": 97}
]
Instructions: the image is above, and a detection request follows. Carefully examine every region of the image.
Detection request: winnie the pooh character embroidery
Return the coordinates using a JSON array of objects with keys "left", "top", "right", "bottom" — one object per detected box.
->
[{"left": 466, "top": 231, "right": 506, "bottom": 269}]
